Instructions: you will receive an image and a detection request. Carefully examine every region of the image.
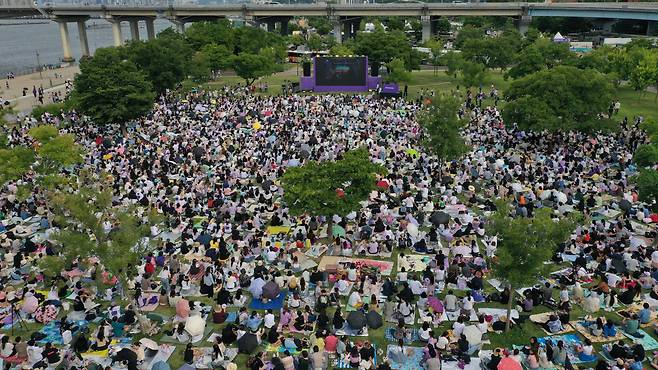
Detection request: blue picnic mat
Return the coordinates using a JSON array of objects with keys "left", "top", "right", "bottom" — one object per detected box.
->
[
  {"left": 226, "top": 311, "right": 237, "bottom": 323},
  {"left": 384, "top": 327, "right": 419, "bottom": 344},
  {"left": 38, "top": 319, "right": 89, "bottom": 345},
  {"left": 249, "top": 291, "right": 288, "bottom": 310},
  {"left": 335, "top": 344, "right": 377, "bottom": 369},
  {"left": 537, "top": 333, "right": 587, "bottom": 364},
  {"left": 623, "top": 329, "right": 658, "bottom": 350},
  {"left": 387, "top": 345, "right": 424, "bottom": 370}
]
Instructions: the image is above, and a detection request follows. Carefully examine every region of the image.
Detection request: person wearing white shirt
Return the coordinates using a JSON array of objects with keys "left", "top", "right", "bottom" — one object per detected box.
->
[
  {"left": 348, "top": 290, "right": 363, "bottom": 308},
  {"left": 408, "top": 278, "right": 424, "bottom": 295},
  {"left": 452, "top": 317, "right": 466, "bottom": 338},
  {"left": 264, "top": 310, "right": 276, "bottom": 329},
  {"left": 445, "top": 291, "right": 458, "bottom": 312},
  {"left": 397, "top": 268, "right": 408, "bottom": 283}
]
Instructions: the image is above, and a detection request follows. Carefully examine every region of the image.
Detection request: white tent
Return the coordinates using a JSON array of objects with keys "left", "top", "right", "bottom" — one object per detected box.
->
[{"left": 553, "top": 32, "right": 568, "bottom": 43}]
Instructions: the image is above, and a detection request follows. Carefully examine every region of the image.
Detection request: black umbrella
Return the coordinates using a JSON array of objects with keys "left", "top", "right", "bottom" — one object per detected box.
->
[
  {"left": 619, "top": 199, "right": 632, "bottom": 212},
  {"left": 262, "top": 281, "right": 280, "bottom": 300},
  {"left": 430, "top": 211, "right": 450, "bottom": 226},
  {"left": 261, "top": 180, "right": 273, "bottom": 191},
  {"left": 366, "top": 310, "right": 383, "bottom": 329},
  {"left": 347, "top": 311, "right": 366, "bottom": 330},
  {"left": 237, "top": 332, "right": 259, "bottom": 354}
]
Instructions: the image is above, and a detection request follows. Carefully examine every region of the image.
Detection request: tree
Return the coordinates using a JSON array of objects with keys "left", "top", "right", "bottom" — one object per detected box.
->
[
  {"left": 330, "top": 44, "right": 354, "bottom": 56},
  {"left": 232, "top": 53, "right": 278, "bottom": 86},
  {"left": 281, "top": 148, "right": 385, "bottom": 238},
  {"left": 184, "top": 20, "right": 235, "bottom": 51},
  {"left": 630, "top": 51, "right": 658, "bottom": 98},
  {"left": 124, "top": 37, "right": 189, "bottom": 94},
  {"left": 418, "top": 94, "right": 468, "bottom": 180},
  {"left": 71, "top": 48, "right": 155, "bottom": 129},
  {"left": 200, "top": 43, "right": 233, "bottom": 71},
  {"left": 384, "top": 58, "right": 411, "bottom": 84},
  {"left": 43, "top": 172, "right": 157, "bottom": 289},
  {"left": 353, "top": 27, "right": 418, "bottom": 75},
  {"left": 489, "top": 204, "right": 576, "bottom": 331},
  {"left": 460, "top": 61, "right": 488, "bottom": 88},
  {"left": 442, "top": 51, "right": 463, "bottom": 79},
  {"left": 634, "top": 144, "right": 658, "bottom": 167},
  {"left": 503, "top": 66, "right": 614, "bottom": 132},
  {"left": 506, "top": 38, "right": 574, "bottom": 79},
  {"left": 637, "top": 169, "right": 658, "bottom": 211},
  {"left": 461, "top": 35, "right": 517, "bottom": 70},
  {"left": 435, "top": 18, "right": 451, "bottom": 34},
  {"left": 307, "top": 17, "right": 332, "bottom": 35},
  {"left": 307, "top": 33, "right": 324, "bottom": 51},
  {"left": 0, "top": 147, "right": 35, "bottom": 185},
  {"left": 454, "top": 25, "right": 484, "bottom": 49}
]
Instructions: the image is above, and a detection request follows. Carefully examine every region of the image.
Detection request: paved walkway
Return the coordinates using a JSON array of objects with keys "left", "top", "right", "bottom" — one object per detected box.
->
[{"left": 2, "top": 65, "right": 79, "bottom": 112}]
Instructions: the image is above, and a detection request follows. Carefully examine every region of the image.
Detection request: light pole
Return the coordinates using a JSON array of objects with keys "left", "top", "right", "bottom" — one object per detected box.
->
[{"left": 36, "top": 51, "right": 43, "bottom": 79}]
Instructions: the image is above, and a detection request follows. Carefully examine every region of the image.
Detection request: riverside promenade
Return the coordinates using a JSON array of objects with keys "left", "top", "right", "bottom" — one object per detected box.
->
[{"left": 1, "top": 65, "right": 79, "bottom": 112}]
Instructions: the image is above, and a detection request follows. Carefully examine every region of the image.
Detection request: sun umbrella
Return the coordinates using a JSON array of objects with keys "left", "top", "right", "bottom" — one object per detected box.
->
[
  {"left": 139, "top": 338, "right": 159, "bottom": 351},
  {"left": 463, "top": 325, "right": 482, "bottom": 346},
  {"left": 347, "top": 311, "right": 366, "bottom": 330},
  {"left": 237, "top": 332, "right": 259, "bottom": 354},
  {"left": 430, "top": 211, "right": 450, "bottom": 226},
  {"left": 406, "top": 223, "right": 419, "bottom": 238},
  {"left": 427, "top": 296, "right": 444, "bottom": 313},
  {"left": 376, "top": 180, "right": 389, "bottom": 189},
  {"left": 556, "top": 191, "right": 567, "bottom": 204},
  {"left": 113, "top": 348, "right": 138, "bottom": 364},
  {"left": 176, "top": 298, "right": 190, "bottom": 320},
  {"left": 497, "top": 357, "right": 522, "bottom": 370},
  {"left": 332, "top": 225, "right": 346, "bottom": 238},
  {"left": 184, "top": 315, "right": 206, "bottom": 337},
  {"left": 366, "top": 310, "right": 383, "bottom": 329},
  {"left": 262, "top": 281, "right": 280, "bottom": 300},
  {"left": 152, "top": 361, "right": 171, "bottom": 370}
]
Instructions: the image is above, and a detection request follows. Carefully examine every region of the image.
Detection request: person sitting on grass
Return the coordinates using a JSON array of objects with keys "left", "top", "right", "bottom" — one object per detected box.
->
[
  {"left": 623, "top": 314, "right": 643, "bottom": 338},
  {"left": 576, "top": 338, "right": 597, "bottom": 362}
]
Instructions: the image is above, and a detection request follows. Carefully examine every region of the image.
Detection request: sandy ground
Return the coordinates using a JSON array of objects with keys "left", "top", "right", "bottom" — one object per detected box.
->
[{"left": 2, "top": 65, "right": 79, "bottom": 113}]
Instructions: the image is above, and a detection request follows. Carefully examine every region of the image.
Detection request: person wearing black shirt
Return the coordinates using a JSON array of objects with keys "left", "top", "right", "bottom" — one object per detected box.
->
[
  {"left": 609, "top": 341, "right": 627, "bottom": 359},
  {"left": 487, "top": 349, "right": 502, "bottom": 370},
  {"left": 248, "top": 352, "right": 265, "bottom": 370},
  {"left": 183, "top": 343, "right": 194, "bottom": 364},
  {"left": 360, "top": 341, "right": 375, "bottom": 363},
  {"left": 297, "top": 350, "right": 311, "bottom": 370}
]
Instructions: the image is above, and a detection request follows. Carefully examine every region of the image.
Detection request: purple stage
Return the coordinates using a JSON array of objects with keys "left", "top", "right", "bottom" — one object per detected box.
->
[{"left": 300, "top": 56, "right": 382, "bottom": 93}]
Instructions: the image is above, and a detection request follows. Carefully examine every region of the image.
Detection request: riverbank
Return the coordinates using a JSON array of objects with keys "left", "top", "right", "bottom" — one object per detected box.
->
[{"left": 2, "top": 65, "right": 79, "bottom": 113}]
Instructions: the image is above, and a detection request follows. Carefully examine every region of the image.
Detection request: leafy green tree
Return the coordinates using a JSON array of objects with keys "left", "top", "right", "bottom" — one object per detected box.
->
[
  {"left": 454, "top": 25, "right": 484, "bottom": 49},
  {"left": 185, "top": 20, "right": 235, "bottom": 51},
  {"left": 232, "top": 53, "right": 278, "bottom": 86},
  {"left": 460, "top": 61, "right": 488, "bottom": 88},
  {"left": 634, "top": 144, "right": 658, "bottom": 167},
  {"left": 503, "top": 66, "right": 613, "bottom": 132},
  {"left": 435, "top": 18, "right": 451, "bottom": 34},
  {"left": 418, "top": 94, "right": 467, "bottom": 179},
  {"left": 281, "top": 148, "right": 385, "bottom": 237},
  {"left": 43, "top": 173, "right": 157, "bottom": 289},
  {"left": 37, "top": 134, "right": 83, "bottom": 173},
  {"left": 0, "top": 147, "right": 35, "bottom": 185},
  {"left": 461, "top": 35, "right": 518, "bottom": 70},
  {"left": 307, "top": 33, "right": 324, "bottom": 51},
  {"left": 506, "top": 38, "right": 573, "bottom": 79},
  {"left": 200, "top": 43, "right": 233, "bottom": 71},
  {"left": 489, "top": 204, "right": 576, "bottom": 331},
  {"left": 353, "top": 27, "right": 418, "bottom": 75},
  {"left": 442, "top": 51, "right": 463, "bottom": 79},
  {"left": 70, "top": 48, "right": 155, "bottom": 129},
  {"left": 330, "top": 44, "right": 354, "bottom": 56},
  {"left": 289, "top": 34, "right": 306, "bottom": 47},
  {"left": 235, "top": 26, "right": 286, "bottom": 56},
  {"left": 637, "top": 169, "right": 658, "bottom": 211},
  {"left": 28, "top": 125, "right": 59, "bottom": 143},
  {"left": 384, "top": 58, "right": 411, "bottom": 84},
  {"left": 307, "top": 17, "right": 332, "bottom": 35},
  {"left": 124, "top": 37, "right": 189, "bottom": 94},
  {"left": 630, "top": 52, "right": 658, "bottom": 97}
]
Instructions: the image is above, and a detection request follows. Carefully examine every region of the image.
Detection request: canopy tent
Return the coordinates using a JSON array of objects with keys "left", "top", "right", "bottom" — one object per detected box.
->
[{"left": 553, "top": 32, "right": 569, "bottom": 43}]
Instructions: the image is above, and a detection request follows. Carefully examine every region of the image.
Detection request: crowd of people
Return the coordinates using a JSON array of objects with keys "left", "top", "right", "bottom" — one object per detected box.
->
[{"left": 0, "top": 85, "right": 656, "bottom": 370}]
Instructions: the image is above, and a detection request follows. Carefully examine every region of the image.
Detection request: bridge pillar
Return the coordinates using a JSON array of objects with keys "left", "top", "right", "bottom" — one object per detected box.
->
[
  {"left": 279, "top": 17, "right": 291, "bottom": 36},
  {"left": 331, "top": 16, "right": 342, "bottom": 44},
  {"left": 146, "top": 18, "right": 156, "bottom": 40},
  {"left": 421, "top": 15, "right": 431, "bottom": 44},
  {"left": 342, "top": 17, "right": 360, "bottom": 41},
  {"left": 77, "top": 20, "right": 90, "bottom": 57},
  {"left": 56, "top": 20, "right": 75, "bottom": 62},
  {"left": 170, "top": 18, "right": 186, "bottom": 34},
  {"left": 266, "top": 20, "right": 275, "bottom": 33},
  {"left": 108, "top": 19, "right": 123, "bottom": 47},
  {"left": 516, "top": 15, "right": 532, "bottom": 35},
  {"left": 129, "top": 19, "right": 140, "bottom": 41},
  {"left": 647, "top": 21, "right": 657, "bottom": 36}
]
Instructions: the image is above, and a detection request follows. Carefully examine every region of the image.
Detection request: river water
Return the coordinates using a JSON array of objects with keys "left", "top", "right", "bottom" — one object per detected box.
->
[{"left": 0, "top": 18, "right": 173, "bottom": 75}]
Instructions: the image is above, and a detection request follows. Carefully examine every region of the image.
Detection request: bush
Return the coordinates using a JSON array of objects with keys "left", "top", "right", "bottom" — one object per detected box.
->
[
  {"left": 634, "top": 144, "right": 658, "bottom": 167},
  {"left": 637, "top": 169, "right": 658, "bottom": 210},
  {"left": 31, "top": 103, "right": 65, "bottom": 119}
]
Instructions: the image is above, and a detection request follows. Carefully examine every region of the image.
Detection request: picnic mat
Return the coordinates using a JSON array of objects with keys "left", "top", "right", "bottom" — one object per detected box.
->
[
  {"left": 478, "top": 307, "right": 519, "bottom": 320},
  {"left": 386, "top": 345, "right": 424, "bottom": 370},
  {"left": 537, "top": 333, "right": 586, "bottom": 364},
  {"left": 264, "top": 344, "right": 301, "bottom": 355},
  {"left": 335, "top": 344, "right": 377, "bottom": 369},
  {"left": 384, "top": 327, "right": 419, "bottom": 343},
  {"left": 622, "top": 329, "right": 658, "bottom": 350},
  {"left": 317, "top": 256, "right": 393, "bottom": 276},
  {"left": 397, "top": 254, "right": 430, "bottom": 272},
  {"left": 249, "top": 291, "right": 288, "bottom": 310},
  {"left": 160, "top": 326, "right": 214, "bottom": 344},
  {"left": 441, "top": 357, "right": 482, "bottom": 370},
  {"left": 529, "top": 313, "right": 575, "bottom": 335},
  {"left": 38, "top": 319, "right": 89, "bottom": 345},
  {"left": 335, "top": 324, "right": 370, "bottom": 337},
  {"left": 573, "top": 321, "right": 624, "bottom": 343}
]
